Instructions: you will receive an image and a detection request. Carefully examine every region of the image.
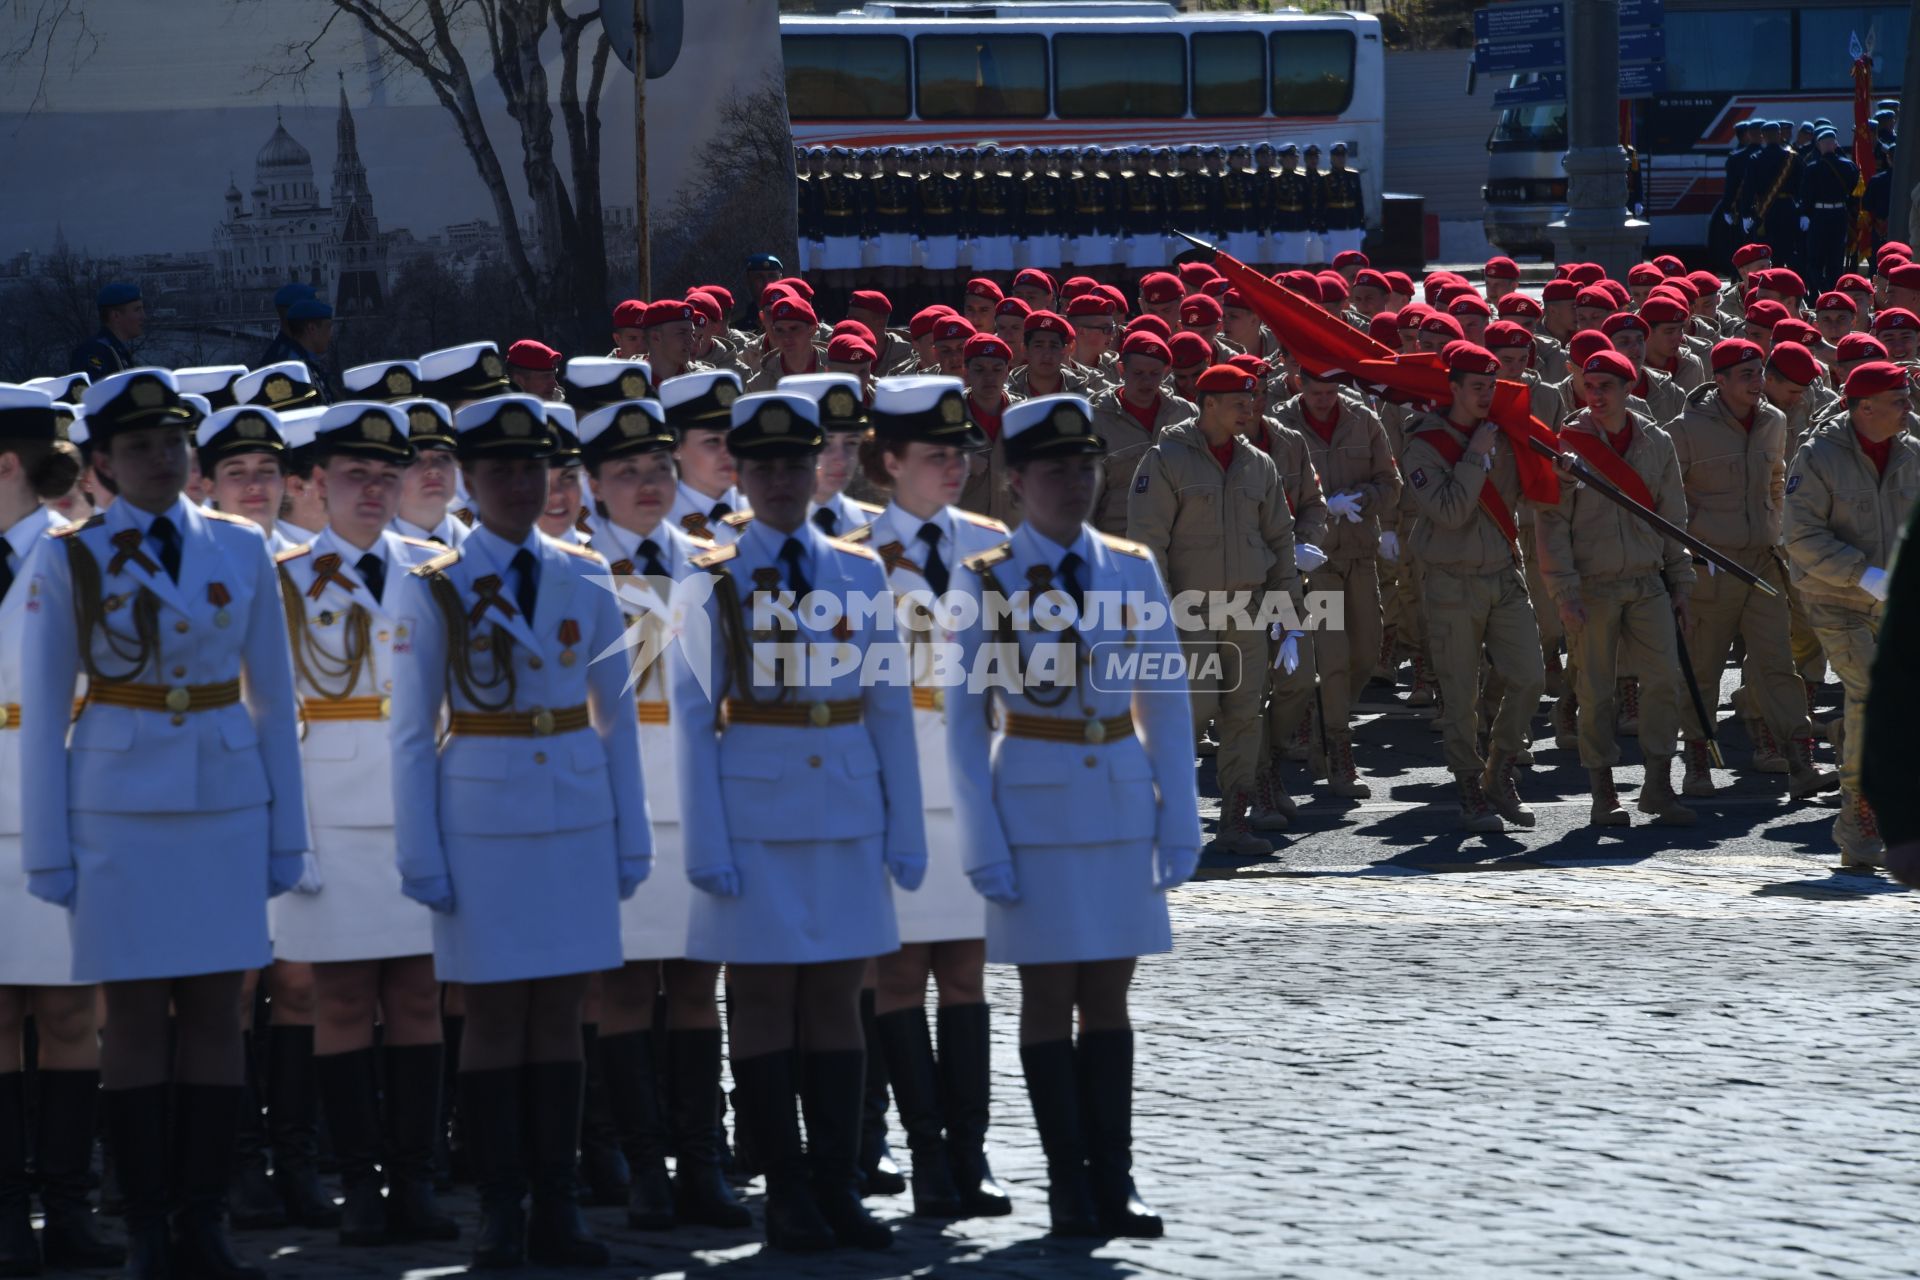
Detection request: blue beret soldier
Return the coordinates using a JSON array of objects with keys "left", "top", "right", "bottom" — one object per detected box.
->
[{"left": 68, "top": 283, "right": 143, "bottom": 378}]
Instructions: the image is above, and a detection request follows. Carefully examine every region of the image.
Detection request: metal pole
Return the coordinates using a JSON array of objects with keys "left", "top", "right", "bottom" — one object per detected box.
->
[
  {"left": 1891, "top": 39, "right": 1920, "bottom": 245},
  {"left": 633, "top": 0, "right": 651, "bottom": 297},
  {"left": 1546, "top": 0, "right": 1648, "bottom": 275}
]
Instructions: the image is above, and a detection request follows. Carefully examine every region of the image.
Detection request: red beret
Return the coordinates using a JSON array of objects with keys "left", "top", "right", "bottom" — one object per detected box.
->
[
  {"left": 1437, "top": 282, "right": 1479, "bottom": 307},
  {"left": 1448, "top": 294, "right": 1492, "bottom": 317},
  {"left": 1354, "top": 269, "right": 1391, "bottom": 292},
  {"left": 1227, "top": 354, "right": 1270, "bottom": 379},
  {"left": 826, "top": 333, "right": 876, "bottom": 364},
  {"left": 1759, "top": 268, "right": 1808, "bottom": 298},
  {"left": 1581, "top": 350, "right": 1637, "bottom": 383},
  {"left": 1843, "top": 360, "right": 1913, "bottom": 398},
  {"left": 768, "top": 296, "right": 817, "bottom": 327},
  {"left": 1061, "top": 276, "right": 1099, "bottom": 300},
  {"left": 1567, "top": 263, "right": 1607, "bottom": 286},
  {"left": 1627, "top": 263, "right": 1665, "bottom": 285},
  {"left": 1023, "top": 310, "right": 1072, "bottom": 339},
  {"left": 1012, "top": 268, "right": 1058, "bottom": 296},
  {"left": 773, "top": 276, "right": 813, "bottom": 301},
  {"left": 1065, "top": 293, "right": 1115, "bottom": 319},
  {"left": 1602, "top": 280, "right": 1633, "bottom": 308},
  {"left": 695, "top": 284, "right": 733, "bottom": 313},
  {"left": 1744, "top": 300, "right": 1791, "bottom": 328},
  {"left": 1710, "top": 338, "right": 1765, "bottom": 372},
  {"left": 1445, "top": 342, "right": 1501, "bottom": 376},
  {"left": 1368, "top": 312, "right": 1402, "bottom": 345},
  {"left": 962, "top": 332, "right": 1012, "bottom": 363},
  {"left": 1765, "top": 341, "right": 1821, "bottom": 387},
  {"left": 1332, "top": 250, "right": 1370, "bottom": 270},
  {"left": 1200, "top": 277, "right": 1233, "bottom": 299},
  {"left": 1651, "top": 279, "right": 1698, "bottom": 303},
  {"left": 1773, "top": 319, "right": 1821, "bottom": 347},
  {"left": 1569, "top": 330, "right": 1613, "bottom": 365},
  {"left": 994, "top": 297, "right": 1032, "bottom": 320},
  {"left": 1835, "top": 333, "right": 1888, "bottom": 363},
  {"left": 1193, "top": 363, "right": 1259, "bottom": 395},
  {"left": 758, "top": 282, "right": 797, "bottom": 310},
  {"left": 1879, "top": 240, "right": 1914, "bottom": 259},
  {"left": 847, "top": 289, "right": 892, "bottom": 316},
  {"left": 932, "top": 318, "right": 975, "bottom": 342},
  {"left": 1139, "top": 272, "right": 1184, "bottom": 304},
  {"left": 1127, "top": 313, "right": 1174, "bottom": 341},
  {"left": 1541, "top": 279, "right": 1579, "bottom": 304},
  {"left": 612, "top": 299, "right": 648, "bottom": 328},
  {"left": 1285, "top": 270, "right": 1321, "bottom": 297},
  {"left": 1420, "top": 313, "right": 1466, "bottom": 341},
  {"left": 1575, "top": 286, "right": 1616, "bottom": 311},
  {"left": 1317, "top": 275, "right": 1350, "bottom": 304},
  {"left": 1653, "top": 255, "right": 1687, "bottom": 276},
  {"left": 1100, "top": 284, "right": 1131, "bottom": 316},
  {"left": 1814, "top": 291, "right": 1858, "bottom": 314},
  {"left": 1637, "top": 297, "right": 1688, "bottom": 326},
  {"left": 1384, "top": 271, "right": 1415, "bottom": 295},
  {"left": 683, "top": 291, "right": 724, "bottom": 326},
  {"left": 1221, "top": 288, "right": 1250, "bottom": 311},
  {"left": 1601, "top": 312, "right": 1649, "bottom": 337},
  {"left": 1870, "top": 307, "right": 1920, "bottom": 333},
  {"left": 1168, "top": 332, "right": 1214, "bottom": 368},
  {"left": 1484, "top": 321, "right": 1533, "bottom": 350},
  {"left": 964, "top": 277, "right": 1003, "bottom": 303},
  {"left": 909, "top": 305, "right": 956, "bottom": 339},
  {"left": 505, "top": 339, "right": 561, "bottom": 372},
  {"left": 1396, "top": 303, "right": 1432, "bottom": 327},
  {"left": 1496, "top": 292, "right": 1542, "bottom": 319},
  {"left": 1731, "top": 244, "right": 1773, "bottom": 269},
  {"left": 1119, "top": 331, "right": 1172, "bottom": 364},
  {"left": 1485, "top": 256, "right": 1520, "bottom": 279},
  {"left": 1177, "top": 262, "right": 1222, "bottom": 291},
  {"left": 1180, "top": 294, "right": 1224, "bottom": 325},
  {"left": 643, "top": 298, "right": 695, "bottom": 328},
  {"left": 1889, "top": 263, "right": 1920, "bottom": 290}
]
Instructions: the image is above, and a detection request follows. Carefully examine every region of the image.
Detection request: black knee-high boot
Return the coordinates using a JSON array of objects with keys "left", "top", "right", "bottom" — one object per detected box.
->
[
  {"left": 872, "top": 1010, "right": 961, "bottom": 1219},
  {"left": 381, "top": 1046, "right": 458, "bottom": 1242},
  {"left": 523, "top": 1062, "right": 607, "bottom": 1267},
  {"left": 574, "top": 1028, "right": 627, "bottom": 1209},
  {"left": 1075, "top": 1029, "right": 1162, "bottom": 1239},
  {"left": 797, "top": 1051, "right": 891, "bottom": 1251},
  {"left": 313, "top": 1051, "right": 384, "bottom": 1246},
  {"left": 458, "top": 1068, "right": 525, "bottom": 1270},
  {"left": 1018, "top": 1041, "right": 1101, "bottom": 1238},
  {"left": 33, "top": 1070, "right": 124, "bottom": 1270},
  {"left": 171, "top": 1085, "right": 265, "bottom": 1280},
  {"left": 855, "top": 991, "right": 905, "bottom": 1197},
  {"left": 663, "top": 1031, "right": 748, "bottom": 1229},
  {"left": 104, "top": 1087, "right": 171, "bottom": 1280},
  {"left": 266, "top": 1027, "right": 337, "bottom": 1228},
  {"left": 437, "top": 1015, "right": 464, "bottom": 1188},
  {"left": 0, "top": 1074, "right": 36, "bottom": 1278},
  {"left": 594, "top": 1032, "right": 672, "bottom": 1229},
  {"left": 726, "top": 1052, "right": 831, "bottom": 1253},
  {"left": 937, "top": 1003, "right": 1011, "bottom": 1217},
  {"left": 225, "top": 1032, "right": 281, "bottom": 1231}
]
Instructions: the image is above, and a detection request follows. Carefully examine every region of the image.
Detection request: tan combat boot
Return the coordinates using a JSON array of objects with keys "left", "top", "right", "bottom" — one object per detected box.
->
[
  {"left": 1614, "top": 676, "right": 1640, "bottom": 736},
  {"left": 1285, "top": 712, "right": 1312, "bottom": 763},
  {"left": 1543, "top": 651, "right": 1566, "bottom": 700},
  {"left": 1207, "top": 792, "right": 1274, "bottom": 857},
  {"left": 1637, "top": 753, "right": 1697, "bottom": 826},
  {"left": 1248, "top": 765, "right": 1294, "bottom": 832},
  {"left": 1326, "top": 738, "right": 1371, "bottom": 799},
  {"left": 1588, "top": 768, "right": 1630, "bottom": 826},
  {"left": 1407, "top": 655, "right": 1436, "bottom": 708},
  {"left": 1834, "top": 790, "right": 1885, "bottom": 869},
  {"left": 1457, "top": 774, "right": 1503, "bottom": 833},
  {"left": 1552, "top": 693, "right": 1578, "bottom": 750},
  {"left": 1681, "top": 739, "right": 1717, "bottom": 797},
  {"left": 1375, "top": 626, "right": 1398, "bottom": 684},
  {"left": 1481, "top": 751, "right": 1535, "bottom": 828},
  {"left": 1785, "top": 737, "right": 1837, "bottom": 800}
]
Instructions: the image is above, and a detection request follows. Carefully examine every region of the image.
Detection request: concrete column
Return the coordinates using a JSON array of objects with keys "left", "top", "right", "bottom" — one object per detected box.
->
[{"left": 1547, "top": 0, "right": 1648, "bottom": 274}]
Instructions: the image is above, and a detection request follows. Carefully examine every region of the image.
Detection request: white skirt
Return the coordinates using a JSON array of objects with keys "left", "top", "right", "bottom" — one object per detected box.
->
[
  {"left": 1066, "top": 235, "right": 1115, "bottom": 267},
  {"left": 432, "top": 824, "right": 624, "bottom": 983},
  {"left": 1302, "top": 232, "right": 1327, "bottom": 265},
  {"left": 805, "top": 239, "right": 826, "bottom": 273},
  {"left": 1268, "top": 231, "right": 1309, "bottom": 264},
  {"left": 819, "top": 237, "right": 863, "bottom": 271},
  {"left": 69, "top": 807, "right": 272, "bottom": 983},
  {"left": 873, "top": 232, "right": 914, "bottom": 265},
  {"left": 1225, "top": 231, "right": 1265, "bottom": 263},
  {"left": 0, "top": 834, "right": 83, "bottom": 986},
  {"left": 891, "top": 809, "right": 985, "bottom": 945},
  {"left": 920, "top": 237, "right": 961, "bottom": 271},
  {"left": 1018, "top": 235, "right": 1062, "bottom": 270},
  {"left": 1324, "top": 228, "right": 1364, "bottom": 256},
  {"left": 620, "top": 821, "right": 691, "bottom": 962},
  {"left": 984, "top": 840, "right": 1171, "bottom": 966},
  {"left": 1127, "top": 234, "right": 1171, "bottom": 269},
  {"left": 686, "top": 836, "right": 898, "bottom": 966},
  {"left": 271, "top": 824, "right": 435, "bottom": 963},
  {"left": 970, "top": 236, "right": 1015, "bottom": 272}
]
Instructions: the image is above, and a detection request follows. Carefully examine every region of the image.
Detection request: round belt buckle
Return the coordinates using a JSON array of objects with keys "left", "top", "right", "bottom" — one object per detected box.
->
[
  {"left": 808, "top": 701, "right": 832, "bottom": 728},
  {"left": 931, "top": 689, "right": 946, "bottom": 713},
  {"left": 1083, "top": 718, "right": 1107, "bottom": 745},
  {"left": 0, "top": 705, "right": 12, "bottom": 729},
  {"left": 532, "top": 708, "right": 555, "bottom": 736},
  {"left": 378, "top": 696, "right": 392, "bottom": 721},
  {"left": 165, "top": 687, "right": 192, "bottom": 714}
]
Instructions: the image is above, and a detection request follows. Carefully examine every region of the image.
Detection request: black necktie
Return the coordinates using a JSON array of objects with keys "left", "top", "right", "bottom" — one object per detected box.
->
[
  {"left": 357, "top": 552, "right": 386, "bottom": 602},
  {"left": 709, "top": 501, "right": 733, "bottom": 522},
  {"left": 148, "top": 515, "right": 182, "bottom": 582},
  {"left": 917, "top": 522, "right": 949, "bottom": 597},
  {"left": 511, "top": 547, "right": 539, "bottom": 620},
  {"left": 427, "top": 532, "right": 448, "bottom": 547},
  {"left": 638, "top": 538, "right": 668, "bottom": 581},
  {"left": 0, "top": 537, "right": 12, "bottom": 602},
  {"left": 1058, "top": 551, "right": 1085, "bottom": 616},
  {"left": 812, "top": 507, "right": 838, "bottom": 536},
  {"left": 779, "top": 537, "right": 811, "bottom": 598}
]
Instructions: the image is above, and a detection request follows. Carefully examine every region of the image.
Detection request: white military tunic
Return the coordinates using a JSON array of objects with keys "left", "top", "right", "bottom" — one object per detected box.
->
[
  {"left": 669, "top": 518, "right": 925, "bottom": 965},
  {"left": 389, "top": 524, "right": 649, "bottom": 984},
  {"left": 665, "top": 482, "right": 745, "bottom": 546},
  {"left": 0, "top": 507, "right": 78, "bottom": 986},
  {"left": 945, "top": 522, "right": 1202, "bottom": 965},
  {"left": 859, "top": 502, "right": 1009, "bottom": 944},
  {"left": 21, "top": 497, "right": 310, "bottom": 982},
  {"left": 807, "top": 492, "right": 881, "bottom": 539},
  {"left": 271, "top": 528, "right": 441, "bottom": 962},
  {"left": 392, "top": 513, "right": 471, "bottom": 548}
]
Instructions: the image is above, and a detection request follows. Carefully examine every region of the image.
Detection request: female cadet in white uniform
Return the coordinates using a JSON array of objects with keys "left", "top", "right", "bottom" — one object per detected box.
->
[
  {"left": 0, "top": 388, "right": 122, "bottom": 1274},
  {"left": 944, "top": 394, "right": 1202, "bottom": 1240},
  {"left": 783, "top": 374, "right": 882, "bottom": 538},
  {"left": 574, "top": 397, "right": 750, "bottom": 1233},
  {"left": 850, "top": 375, "right": 1015, "bottom": 1221},
  {"left": 270, "top": 401, "right": 458, "bottom": 1248},
  {"left": 21, "top": 368, "right": 311, "bottom": 1280},
  {"left": 658, "top": 371, "right": 748, "bottom": 544},
  {"left": 387, "top": 393, "right": 650, "bottom": 1270},
  {"left": 390, "top": 400, "right": 471, "bottom": 548},
  {"left": 668, "top": 390, "right": 926, "bottom": 1254}
]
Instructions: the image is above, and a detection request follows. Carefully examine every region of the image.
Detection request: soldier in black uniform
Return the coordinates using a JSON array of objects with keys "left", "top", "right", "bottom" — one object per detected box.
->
[
  {"left": 1798, "top": 126, "right": 1860, "bottom": 294},
  {"left": 1064, "top": 146, "right": 1117, "bottom": 279},
  {"left": 1169, "top": 147, "right": 1218, "bottom": 254},
  {"left": 68, "top": 283, "right": 143, "bottom": 378},
  {"left": 1020, "top": 146, "right": 1068, "bottom": 275},
  {"left": 1301, "top": 144, "right": 1328, "bottom": 262},
  {"left": 1119, "top": 146, "right": 1169, "bottom": 271},
  {"left": 795, "top": 147, "right": 821, "bottom": 266},
  {"left": 816, "top": 147, "right": 866, "bottom": 289},
  {"left": 1710, "top": 120, "right": 1759, "bottom": 270},
  {"left": 1219, "top": 144, "right": 1264, "bottom": 268},
  {"left": 1740, "top": 121, "right": 1800, "bottom": 260},
  {"left": 1320, "top": 141, "right": 1366, "bottom": 259},
  {"left": 866, "top": 147, "right": 919, "bottom": 283},
  {"left": 258, "top": 298, "right": 339, "bottom": 404},
  {"left": 1865, "top": 145, "right": 1895, "bottom": 257},
  {"left": 916, "top": 146, "right": 967, "bottom": 287},
  {"left": 1270, "top": 143, "right": 1312, "bottom": 268},
  {"left": 969, "top": 145, "right": 1022, "bottom": 274}
]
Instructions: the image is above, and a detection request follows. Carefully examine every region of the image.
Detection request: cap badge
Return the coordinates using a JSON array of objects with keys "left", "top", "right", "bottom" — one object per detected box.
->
[
  {"left": 385, "top": 370, "right": 413, "bottom": 395},
  {"left": 362, "top": 415, "right": 393, "bottom": 443},
  {"left": 939, "top": 394, "right": 965, "bottom": 425},
  {"left": 235, "top": 416, "right": 267, "bottom": 439},
  {"left": 129, "top": 379, "right": 165, "bottom": 409},
  {"left": 620, "top": 372, "right": 649, "bottom": 397},
  {"left": 714, "top": 382, "right": 739, "bottom": 407},
  {"left": 826, "top": 388, "right": 857, "bottom": 420},
  {"left": 617, "top": 409, "right": 648, "bottom": 438},
  {"left": 760, "top": 404, "right": 792, "bottom": 434},
  {"left": 1051, "top": 405, "right": 1083, "bottom": 432},
  {"left": 263, "top": 375, "right": 294, "bottom": 404},
  {"left": 409, "top": 409, "right": 440, "bottom": 435},
  {"left": 480, "top": 353, "right": 506, "bottom": 379},
  {"left": 499, "top": 407, "right": 535, "bottom": 437}
]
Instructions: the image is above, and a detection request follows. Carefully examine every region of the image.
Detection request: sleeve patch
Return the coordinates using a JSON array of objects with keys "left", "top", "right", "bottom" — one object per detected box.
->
[
  {"left": 1134, "top": 472, "right": 1150, "bottom": 493},
  {"left": 1409, "top": 467, "right": 1428, "bottom": 490},
  {"left": 1785, "top": 473, "right": 1800, "bottom": 493}
]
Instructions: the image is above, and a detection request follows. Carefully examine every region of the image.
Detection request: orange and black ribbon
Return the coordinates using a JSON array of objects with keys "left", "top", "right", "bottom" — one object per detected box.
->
[
  {"left": 680, "top": 514, "right": 711, "bottom": 538},
  {"left": 469, "top": 574, "right": 516, "bottom": 625},
  {"left": 208, "top": 582, "right": 231, "bottom": 608},
  {"left": 609, "top": 559, "right": 634, "bottom": 577},
  {"left": 558, "top": 619, "right": 580, "bottom": 647},
  {"left": 107, "top": 530, "right": 159, "bottom": 577},
  {"left": 307, "top": 553, "right": 355, "bottom": 601}
]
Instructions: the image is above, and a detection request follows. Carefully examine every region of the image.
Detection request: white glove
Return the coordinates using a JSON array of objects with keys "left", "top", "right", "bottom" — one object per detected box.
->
[
  {"left": 1327, "top": 490, "right": 1364, "bottom": 523},
  {"left": 293, "top": 853, "right": 323, "bottom": 896},
  {"left": 1860, "top": 566, "right": 1890, "bottom": 601},
  {"left": 1378, "top": 530, "right": 1400, "bottom": 562},
  {"left": 1295, "top": 541, "right": 1328, "bottom": 572},
  {"left": 1481, "top": 449, "right": 1494, "bottom": 472},
  {"left": 1701, "top": 557, "right": 1715, "bottom": 576},
  {"left": 1723, "top": 212, "right": 1735, "bottom": 225},
  {"left": 1799, "top": 216, "right": 1811, "bottom": 232},
  {"left": 1742, "top": 217, "right": 1755, "bottom": 232},
  {"left": 1153, "top": 846, "right": 1199, "bottom": 891},
  {"left": 1272, "top": 630, "right": 1303, "bottom": 674}
]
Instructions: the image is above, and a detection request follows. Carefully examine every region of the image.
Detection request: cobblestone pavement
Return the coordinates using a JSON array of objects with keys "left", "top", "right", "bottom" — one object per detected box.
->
[{"left": 121, "top": 677, "right": 1920, "bottom": 1279}]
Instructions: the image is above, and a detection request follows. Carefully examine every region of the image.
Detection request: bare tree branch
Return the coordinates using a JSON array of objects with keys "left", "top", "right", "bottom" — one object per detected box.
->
[{"left": 1, "top": 0, "right": 103, "bottom": 118}]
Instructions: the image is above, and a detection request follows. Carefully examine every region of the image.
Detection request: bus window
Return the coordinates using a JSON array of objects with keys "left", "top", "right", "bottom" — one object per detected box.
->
[
  {"left": 916, "top": 34, "right": 1048, "bottom": 119},
  {"left": 1664, "top": 10, "right": 1789, "bottom": 91},
  {"left": 1490, "top": 103, "right": 1567, "bottom": 152},
  {"left": 1193, "top": 31, "right": 1266, "bottom": 117},
  {"left": 1055, "top": 34, "right": 1185, "bottom": 118},
  {"left": 784, "top": 35, "right": 910, "bottom": 120},
  {"left": 1798, "top": 6, "right": 1907, "bottom": 89},
  {"left": 1270, "top": 31, "right": 1355, "bottom": 116}
]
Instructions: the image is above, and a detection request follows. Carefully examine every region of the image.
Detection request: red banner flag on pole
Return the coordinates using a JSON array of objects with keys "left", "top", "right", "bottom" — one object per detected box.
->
[{"left": 1851, "top": 55, "right": 1876, "bottom": 260}]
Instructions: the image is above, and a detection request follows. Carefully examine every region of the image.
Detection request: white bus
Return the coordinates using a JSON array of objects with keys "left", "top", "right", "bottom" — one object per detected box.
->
[{"left": 781, "top": 2, "right": 1388, "bottom": 227}]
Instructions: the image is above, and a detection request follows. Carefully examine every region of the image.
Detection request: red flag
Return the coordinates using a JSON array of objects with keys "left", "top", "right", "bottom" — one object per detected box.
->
[
  {"left": 1851, "top": 55, "right": 1876, "bottom": 259},
  {"left": 1208, "top": 251, "right": 1562, "bottom": 504}
]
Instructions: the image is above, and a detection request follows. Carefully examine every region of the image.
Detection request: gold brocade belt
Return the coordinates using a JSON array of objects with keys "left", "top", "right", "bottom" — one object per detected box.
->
[
  {"left": 87, "top": 678, "right": 241, "bottom": 716},
  {"left": 1000, "top": 711, "right": 1136, "bottom": 745},
  {"left": 0, "top": 700, "right": 87, "bottom": 729},
  {"left": 721, "top": 697, "right": 861, "bottom": 728},
  {"left": 302, "top": 696, "right": 391, "bottom": 722},
  {"left": 912, "top": 687, "right": 945, "bottom": 713},
  {"left": 447, "top": 704, "right": 590, "bottom": 738},
  {"left": 638, "top": 702, "right": 670, "bottom": 725}
]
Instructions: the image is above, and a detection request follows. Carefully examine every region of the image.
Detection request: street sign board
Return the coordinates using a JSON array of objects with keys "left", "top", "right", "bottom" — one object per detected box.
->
[
  {"left": 1619, "top": 0, "right": 1664, "bottom": 29},
  {"left": 1618, "top": 27, "right": 1664, "bottom": 65},
  {"left": 1476, "top": 35, "right": 1567, "bottom": 74},
  {"left": 1492, "top": 73, "right": 1566, "bottom": 107},
  {"left": 1474, "top": 3, "right": 1562, "bottom": 43},
  {"left": 600, "top": 0, "right": 684, "bottom": 78},
  {"left": 1619, "top": 62, "right": 1665, "bottom": 97}
]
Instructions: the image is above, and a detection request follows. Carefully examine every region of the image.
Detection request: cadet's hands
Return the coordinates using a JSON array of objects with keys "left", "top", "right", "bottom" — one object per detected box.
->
[
  {"left": 1860, "top": 566, "right": 1890, "bottom": 601},
  {"left": 885, "top": 849, "right": 928, "bottom": 892},
  {"left": 1672, "top": 595, "right": 1693, "bottom": 638},
  {"left": 1557, "top": 596, "right": 1589, "bottom": 632},
  {"left": 618, "top": 857, "right": 652, "bottom": 900},
  {"left": 1378, "top": 530, "right": 1400, "bottom": 562},
  {"left": 968, "top": 863, "right": 1020, "bottom": 904},
  {"left": 690, "top": 866, "right": 742, "bottom": 898},
  {"left": 1153, "top": 845, "right": 1199, "bottom": 891},
  {"left": 1294, "top": 541, "right": 1329, "bottom": 573},
  {"left": 1886, "top": 841, "right": 1920, "bottom": 890},
  {"left": 1271, "top": 630, "right": 1303, "bottom": 674},
  {"left": 1327, "top": 490, "right": 1365, "bottom": 523},
  {"left": 268, "top": 853, "right": 316, "bottom": 899},
  {"left": 1742, "top": 217, "right": 1755, "bottom": 233},
  {"left": 293, "top": 853, "right": 323, "bottom": 896},
  {"left": 1467, "top": 422, "right": 1500, "bottom": 457},
  {"left": 28, "top": 869, "right": 75, "bottom": 911},
  {"left": 403, "top": 876, "right": 456, "bottom": 914},
  {"left": 1799, "top": 216, "right": 1811, "bottom": 232}
]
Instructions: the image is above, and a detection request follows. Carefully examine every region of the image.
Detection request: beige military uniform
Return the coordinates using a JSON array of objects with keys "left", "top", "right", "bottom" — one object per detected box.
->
[
  {"left": 1634, "top": 367, "right": 1688, "bottom": 424},
  {"left": 1532, "top": 335, "right": 1569, "bottom": 384},
  {"left": 958, "top": 438, "right": 1020, "bottom": 529},
  {"left": 1533, "top": 410, "right": 1695, "bottom": 767},
  {"left": 1250, "top": 415, "right": 1327, "bottom": 758},
  {"left": 743, "top": 346, "right": 829, "bottom": 392},
  {"left": 1006, "top": 363, "right": 1096, "bottom": 401},
  {"left": 1376, "top": 398, "right": 1429, "bottom": 668},
  {"left": 1656, "top": 347, "right": 1709, "bottom": 392},
  {"left": 1087, "top": 388, "right": 1197, "bottom": 535},
  {"left": 1768, "top": 382, "right": 1842, "bottom": 683},
  {"left": 1126, "top": 422, "right": 1299, "bottom": 807}
]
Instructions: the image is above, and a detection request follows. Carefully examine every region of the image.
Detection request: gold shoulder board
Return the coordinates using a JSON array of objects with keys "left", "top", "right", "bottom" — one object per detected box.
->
[
  {"left": 275, "top": 544, "right": 313, "bottom": 564},
  {"left": 691, "top": 543, "right": 739, "bottom": 571},
  {"left": 394, "top": 535, "right": 439, "bottom": 551},
  {"left": 552, "top": 539, "right": 600, "bottom": 560},
  {"left": 411, "top": 548, "right": 461, "bottom": 578},
  {"left": 719, "top": 510, "right": 755, "bottom": 530},
  {"left": 836, "top": 523, "right": 874, "bottom": 545},
  {"left": 202, "top": 508, "right": 254, "bottom": 526},
  {"left": 828, "top": 536, "right": 879, "bottom": 561},
  {"left": 1099, "top": 533, "right": 1151, "bottom": 559},
  {"left": 849, "top": 498, "right": 884, "bottom": 515},
  {"left": 961, "top": 542, "right": 1014, "bottom": 573},
  {"left": 954, "top": 510, "right": 1010, "bottom": 533},
  {"left": 52, "top": 515, "right": 104, "bottom": 539}
]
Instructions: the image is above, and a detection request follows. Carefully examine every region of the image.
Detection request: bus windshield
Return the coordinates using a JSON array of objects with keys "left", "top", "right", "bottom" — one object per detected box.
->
[{"left": 1490, "top": 103, "right": 1566, "bottom": 151}]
